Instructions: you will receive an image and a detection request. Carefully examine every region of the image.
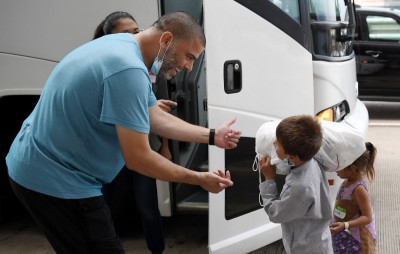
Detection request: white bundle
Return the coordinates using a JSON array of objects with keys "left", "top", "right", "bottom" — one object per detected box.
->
[
  {"left": 315, "top": 121, "right": 366, "bottom": 172},
  {"left": 255, "top": 120, "right": 366, "bottom": 172},
  {"left": 255, "top": 120, "right": 290, "bottom": 175},
  {"left": 255, "top": 120, "right": 280, "bottom": 164}
]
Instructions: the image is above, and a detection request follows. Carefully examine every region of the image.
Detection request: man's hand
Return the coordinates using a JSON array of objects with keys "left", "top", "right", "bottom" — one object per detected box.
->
[
  {"left": 157, "top": 99, "right": 177, "bottom": 112},
  {"left": 200, "top": 170, "right": 233, "bottom": 193},
  {"left": 214, "top": 117, "right": 241, "bottom": 149},
  {"left": 259, "top": 156, "right": 276, "bottom": 180}
]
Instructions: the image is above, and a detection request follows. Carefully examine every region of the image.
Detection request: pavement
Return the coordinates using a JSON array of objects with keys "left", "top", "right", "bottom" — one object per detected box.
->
[
  {"left": 0, "top": 101, "right": 399, "bottom": 253},
  {"left": 365, "top": 124, "right": 400, "bottom": 254}
]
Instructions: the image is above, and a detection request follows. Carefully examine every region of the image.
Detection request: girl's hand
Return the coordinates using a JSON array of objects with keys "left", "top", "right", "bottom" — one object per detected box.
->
[{"left": 329, "top": 222, "right": 344, "bottom": 235}]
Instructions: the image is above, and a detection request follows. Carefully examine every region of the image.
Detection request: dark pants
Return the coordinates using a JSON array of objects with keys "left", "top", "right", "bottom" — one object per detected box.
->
[
  {"left": 131, "top": 169, "right": 164, "bottom": 254},
  {"left": 10, "top": 178, "right": 124, "bottom": 254},
  {"left": 103, "top": 167, "right": 165, "bottom": 254}
]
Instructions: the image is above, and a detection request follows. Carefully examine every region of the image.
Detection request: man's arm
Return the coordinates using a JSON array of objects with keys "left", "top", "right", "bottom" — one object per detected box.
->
[
  {"left": 116, "top": 125, "right": 233, "bottom": 193},
  {"left": 149, "top": 105, "right": 241, "bottom": 149}
]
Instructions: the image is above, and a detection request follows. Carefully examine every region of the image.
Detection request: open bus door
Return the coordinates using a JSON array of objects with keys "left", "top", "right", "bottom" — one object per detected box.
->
[{"left": 203, "top": 0, "right": 315, "bottom": 253}]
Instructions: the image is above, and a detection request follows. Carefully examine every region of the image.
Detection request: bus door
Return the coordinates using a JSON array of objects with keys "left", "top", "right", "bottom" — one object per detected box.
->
[{"left": 204, "top": 0, "right": 315, "bottom": 253}]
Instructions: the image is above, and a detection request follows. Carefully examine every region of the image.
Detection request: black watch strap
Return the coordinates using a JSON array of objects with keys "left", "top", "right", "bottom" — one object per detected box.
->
[{"left": 209, "top": 129, "right": 215, "bottom": 146}]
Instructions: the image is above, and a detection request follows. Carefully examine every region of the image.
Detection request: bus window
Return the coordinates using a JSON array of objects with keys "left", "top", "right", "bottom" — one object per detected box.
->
[
  {"left": 269, "top": 0, "right": 300, "bottom": 23},
  {"left": 310, "top": 0, "right": 356, "bottom": 59}
]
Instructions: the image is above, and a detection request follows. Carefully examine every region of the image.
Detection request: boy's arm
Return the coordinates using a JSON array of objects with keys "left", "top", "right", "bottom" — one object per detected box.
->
[
  {"left": 258, "top": 156, "right": 279, "bottom": 218},
  {"left": 259, "top": 156, "right": 310, "bottom": 223},
  {"left": 262, "top": 184, "right": 310, "bottom": 223},
  {"left": 259, "top": 156, "right": 279, "bottom": 209},
  {"left": 259, "top": 179, "right": 279, "bottom": 207}
]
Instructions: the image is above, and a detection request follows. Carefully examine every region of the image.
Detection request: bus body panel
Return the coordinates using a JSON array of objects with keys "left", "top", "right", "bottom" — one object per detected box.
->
[
  {"left": 313, "top": 58, "right": 358, "bottom": 115},
  {"left": 204, "top": 1, "right": 314, "bottom": 119},
  {"left": 0, "top": 54, "right": 55, "bottom": 97},
  {"left": 0, "top": 0, "right": 159, "bottom": 62},
  {"left": 204, "top": 0, "right": 314, "bottom": 252}
]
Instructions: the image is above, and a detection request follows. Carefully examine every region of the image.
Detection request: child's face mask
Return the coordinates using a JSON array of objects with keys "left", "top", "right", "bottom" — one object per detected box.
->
[
  {"left": 275, "top": 159, "right": 292, "bottom": 175},
  {"left": 282, "top": 156, "right": 295, "bottom": 167}
]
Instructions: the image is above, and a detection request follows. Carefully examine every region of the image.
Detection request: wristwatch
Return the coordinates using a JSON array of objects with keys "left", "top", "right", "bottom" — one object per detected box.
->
[{"left": 209, "top": 129, "right": 215, "bottom": 145}]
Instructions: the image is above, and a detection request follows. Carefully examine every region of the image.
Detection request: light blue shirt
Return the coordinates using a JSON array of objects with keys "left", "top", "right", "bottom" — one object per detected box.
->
[
  {"left": 260, "top": 159, "right": 333, "bottom": 254},
  {"left": 6, "top": 33, "right": 157, "bottom": 199}
]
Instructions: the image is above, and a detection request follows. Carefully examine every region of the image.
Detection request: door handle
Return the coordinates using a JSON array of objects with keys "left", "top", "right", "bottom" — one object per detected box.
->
[
  {"left": 224, "top": 60, "right": 242, "bottom": 94},
  {"left": 365, "top": 50, "right": 382, "bottom": 58}
]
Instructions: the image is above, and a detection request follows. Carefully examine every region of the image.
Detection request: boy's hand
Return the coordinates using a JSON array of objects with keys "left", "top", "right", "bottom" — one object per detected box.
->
[{"left": 259, "top": 156, "right": 276, "bottom": 180}]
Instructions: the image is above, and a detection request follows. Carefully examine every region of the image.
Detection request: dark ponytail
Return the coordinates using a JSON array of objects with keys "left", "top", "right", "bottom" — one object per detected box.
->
[{"left": 93, "top": 11, "right": 136, "bottom": 40}]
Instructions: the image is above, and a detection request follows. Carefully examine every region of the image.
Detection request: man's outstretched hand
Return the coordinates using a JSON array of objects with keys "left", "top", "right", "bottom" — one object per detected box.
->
[
  {"left": 214, "top": 117, "right": 241, "bottom": 149},
  {"left": 200, "top": 170, "right": 233, "bottom": 193}
]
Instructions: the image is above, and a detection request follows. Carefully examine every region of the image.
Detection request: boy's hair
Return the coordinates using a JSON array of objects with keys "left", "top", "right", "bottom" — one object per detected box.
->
[
  {"left": 153, "top": 11, "right": 206, "bottom": 47},
  {"left": 351, "top": 142, "right": 377, "bottom": 182},
  {"left": 276, "top": 115, "right": 322, "bottom": 161}
]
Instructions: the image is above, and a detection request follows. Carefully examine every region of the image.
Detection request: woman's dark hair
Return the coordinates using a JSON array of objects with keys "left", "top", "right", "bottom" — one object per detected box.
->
[{"left": 93, "top": 11, "right": 136, "bottom": 39}]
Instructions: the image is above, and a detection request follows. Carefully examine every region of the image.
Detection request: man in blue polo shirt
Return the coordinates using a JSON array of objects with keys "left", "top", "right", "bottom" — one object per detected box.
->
[{"left": 6, "top": 12, "right": 241, "bottom": 253}]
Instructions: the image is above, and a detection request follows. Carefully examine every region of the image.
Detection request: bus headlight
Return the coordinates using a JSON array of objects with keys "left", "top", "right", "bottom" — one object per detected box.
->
[{"left": 316, "top": 101, "right": 349, "bottom": 122}]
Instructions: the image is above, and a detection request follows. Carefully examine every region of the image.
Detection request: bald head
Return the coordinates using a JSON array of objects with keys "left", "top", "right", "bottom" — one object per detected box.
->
[{"left": 153, "top": 11, "right": 206, "bottom": 47}]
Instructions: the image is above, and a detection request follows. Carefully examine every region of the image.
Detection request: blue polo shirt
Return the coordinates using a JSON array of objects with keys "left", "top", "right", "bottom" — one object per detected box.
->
[{"left": 6, "top": 33, "right": 157, "bottom": 199}]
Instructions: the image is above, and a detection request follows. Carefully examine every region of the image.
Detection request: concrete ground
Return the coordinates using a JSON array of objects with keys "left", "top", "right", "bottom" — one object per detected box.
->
[{"left": 0, "top": 101, "right": 399, "bottom": 253}]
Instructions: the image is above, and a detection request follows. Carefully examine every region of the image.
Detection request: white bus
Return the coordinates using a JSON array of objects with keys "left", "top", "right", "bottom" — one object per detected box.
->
[{"left": 0, "top": 0, "right": 368, "bottom": 253}]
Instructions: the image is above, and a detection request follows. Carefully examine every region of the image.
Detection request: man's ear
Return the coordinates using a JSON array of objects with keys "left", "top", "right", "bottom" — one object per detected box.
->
[{"left": 159, "top": 31, "right": 173, "bottom": 48}]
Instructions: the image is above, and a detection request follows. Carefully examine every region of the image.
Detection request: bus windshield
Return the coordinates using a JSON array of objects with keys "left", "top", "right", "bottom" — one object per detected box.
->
[
  {"left": 310, "top": 0, "right": 348, "bottom": 22},
  {"left": 310, "top": 0, "right": 356, "bottom": 59}
]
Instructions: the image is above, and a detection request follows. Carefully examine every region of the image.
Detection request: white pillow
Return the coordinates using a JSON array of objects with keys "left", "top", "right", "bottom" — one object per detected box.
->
[
  {"left": 316, "top": 120, "right": 366, "bottom": 172},
  {"left": 255, "top": 120, "right": 366, "bottom": 172}
]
